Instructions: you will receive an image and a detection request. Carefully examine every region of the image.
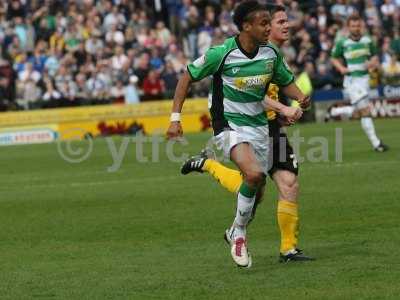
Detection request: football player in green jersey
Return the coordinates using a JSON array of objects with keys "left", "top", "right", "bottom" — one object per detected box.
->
[
  {"left": 166, "top": 1, "right": 308, "bottom": 268},
  {"left": 330, "top": 13, "right": 388, "bottom": 152},
  {"left": 180, "top": 4, "right": 314, "bottom": 263}
]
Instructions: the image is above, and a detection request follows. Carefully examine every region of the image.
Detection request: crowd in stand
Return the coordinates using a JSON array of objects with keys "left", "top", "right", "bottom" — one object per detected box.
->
[{"left": 0, "top": 0, "right": 399, "bottom": 111}]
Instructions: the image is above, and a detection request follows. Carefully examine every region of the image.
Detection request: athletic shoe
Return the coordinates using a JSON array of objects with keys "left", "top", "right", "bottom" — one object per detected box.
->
[
  {"left": 224, "top": 229, "right": 252, "bottom": 268},
  {"left": 180, "top": 153, "right": 207, "bottom": 175},
  {"left": 279, "top": 248, "right": 315, "bottom": 263},
  {"left": 374, "top": 142, "right": 389, "bottom": 152}
]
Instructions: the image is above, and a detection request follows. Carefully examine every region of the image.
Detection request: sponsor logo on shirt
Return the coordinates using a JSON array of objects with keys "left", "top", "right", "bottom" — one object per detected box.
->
[
  {"left": 344, "top": 48, "right": 370, "bottom": 59},
  {"left": 234, "top": 74, "right": 271, "bottom": 90},
  {"left": 232, "top": 67, "right": 240, "bottom": 74}
]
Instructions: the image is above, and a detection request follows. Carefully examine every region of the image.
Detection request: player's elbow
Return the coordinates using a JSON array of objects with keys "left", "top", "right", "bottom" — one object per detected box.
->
[{"left": 181, "top": 70, "right": 193, "bottom": 84}]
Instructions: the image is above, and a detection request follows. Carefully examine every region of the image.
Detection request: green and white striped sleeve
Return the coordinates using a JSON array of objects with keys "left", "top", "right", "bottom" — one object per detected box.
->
[{"left": 187, "top": 47, "right": 225, "bottom": 82}]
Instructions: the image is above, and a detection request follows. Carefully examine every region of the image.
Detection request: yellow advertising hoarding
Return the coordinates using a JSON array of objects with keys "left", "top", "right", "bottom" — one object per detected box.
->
[{"left": 0, "top": 99, "right": 210, "bottom": 144}]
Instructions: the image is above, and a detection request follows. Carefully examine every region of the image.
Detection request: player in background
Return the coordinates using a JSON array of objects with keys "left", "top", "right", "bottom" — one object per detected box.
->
[
  {"left": 329, "top": 13, "right": 388, "bottom": 152},
  {"left": 180, "top": 4, "right": 314, "bottom": 263},
  {"left": 167, "top": 1, "right": 307, "bottom": 268}
]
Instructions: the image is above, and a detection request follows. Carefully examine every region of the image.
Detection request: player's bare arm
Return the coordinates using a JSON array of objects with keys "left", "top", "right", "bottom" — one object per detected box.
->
[
  {"left": 331, "top": 57, "right": 349, "bottom": 75},
  {"left": 280, "top": 82, "right": 310, "bottom": 109},
  {"left": 166, "top": 71, "right": 192, "bottom": 139},
  {"left": 264, "top": 96, "right": 302, "bottom": 122}
]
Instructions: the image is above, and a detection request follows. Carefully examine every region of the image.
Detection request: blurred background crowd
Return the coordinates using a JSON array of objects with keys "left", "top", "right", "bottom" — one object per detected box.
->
[{"left": 0, "top": 0, "right": 399, "bottom": 111}]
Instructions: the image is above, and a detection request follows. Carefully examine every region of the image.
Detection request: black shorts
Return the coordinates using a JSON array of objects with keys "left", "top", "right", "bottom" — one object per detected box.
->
[{"left": 268, "top": 119, "right": 299, "bottom": 177}]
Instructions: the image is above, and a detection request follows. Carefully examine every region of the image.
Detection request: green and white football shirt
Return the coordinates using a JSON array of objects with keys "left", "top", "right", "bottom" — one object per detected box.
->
[
  {"left": 187, "top": 36, "right": 294, "bottom": 135},
  {"left": 331, "top": 35, "right": 378, "bottom": 77}
]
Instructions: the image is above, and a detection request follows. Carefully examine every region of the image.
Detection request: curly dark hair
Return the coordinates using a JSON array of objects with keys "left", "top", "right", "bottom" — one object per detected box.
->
[{"left": 233, "top": 1, "right": 267, "bottom": 31}]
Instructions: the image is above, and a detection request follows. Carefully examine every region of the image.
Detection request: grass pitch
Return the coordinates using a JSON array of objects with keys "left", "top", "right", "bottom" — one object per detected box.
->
[{"left": 0, "top": 119, "right": 399, "bottom": 299}]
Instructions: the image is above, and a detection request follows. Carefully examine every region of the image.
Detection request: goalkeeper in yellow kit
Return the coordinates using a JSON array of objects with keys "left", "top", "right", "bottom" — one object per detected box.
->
[{"left": 181, "top": 4, "right": 314, "bottom": 262}]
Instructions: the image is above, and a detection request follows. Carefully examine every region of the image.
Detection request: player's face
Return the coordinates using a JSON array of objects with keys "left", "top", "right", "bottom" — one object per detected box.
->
[
  {"left": 348, "top": 20, "right": 362, "bottom": 39},
  {"left": 269, "top": 11, "right": 290, "bottom": 44},
  {"left": 247, "top": 11, "right": 271, "bottom": 44}
]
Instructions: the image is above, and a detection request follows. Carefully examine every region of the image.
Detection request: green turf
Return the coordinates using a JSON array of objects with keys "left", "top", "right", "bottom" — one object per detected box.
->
[{"left": 0, "top": 119, "right": 399, "bottom": 299}]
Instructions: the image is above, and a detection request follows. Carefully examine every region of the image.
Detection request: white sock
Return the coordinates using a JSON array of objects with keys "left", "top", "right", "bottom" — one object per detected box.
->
[
  {"left": 233, "top": 192, "right": 255, "bottom": 239},
  {"left": 228, "top": 225, "right": 246, "bottom": 240},
  {"left": 330, "top": 106, "right": 355, "bottom": 118},
  {"left": 361, "top": 117, "right": 380, "bottom": 148}
]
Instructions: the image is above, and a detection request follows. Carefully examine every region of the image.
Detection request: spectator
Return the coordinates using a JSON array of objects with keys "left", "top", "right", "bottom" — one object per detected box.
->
[
  {"left": 281, "top": 40, "right": 297, "bottom": 65},
  {"left": 54, "top": 64, "right": 72, "bottom": 91},
  {"left": 18, "top": 62, "right": 41, "bottom": 83},
  {"left": 75, "top": 73, "right": 90, "bottom": 105},
  {"left": 110, "top": 79, "right": 125, "bottom": 103},
  {"left": 35, "top": 18, "right": 52, "bottom": 42},
  {"left": 124, "top": 75, "right": 140, "bottom": 104},
  {"left": 183, "top": 5, "right": 200, "bottom": 60},
  {"left": 86, "top": 69, "right": 108, "bottom": 103},
  {"left": 381, "top": 36, "right": 393, "bottom": 65},
  {"left": 150, "top": 47, "right": 164, "bottom": 70},
  {"left": 155, "top": 21, "right": 171, "bottom": 48},
  {"left": 7, "top": 0, "right": 25, "bottom": 20},
  {"left": 134, "top": 52, "right": 150, "bottom": 87},
  {"left": 14, "top": 16, "right": 28, "bottom": 50},
  {"left": 381, "top": 0, "right": 396, "bottom": 35},
  {"left": 318, "top": 32, "right": 332, "bottom": 52},
  {"left": 0, "top": 76, "right": 10, "bottom": 110},
  {"left": 17, "top": 78, "right": 41, "bottom": 110},
  {"left": 59, "top": 80, "right": 78, "bottom": 106},
  {"left": 0, "top": 46, "right": 15, "bottom": 91},
  {"left": 42, "top": 77, "right": 62, "bottom": 108},
  {"left": 211, "top": 27, "right": 225, "bottom": 46},
  {"left": 165, "top": 0, "right": 181, "bottom": 36},
  {"left": 103, "top": 5, "right": 126, "bottom": 32},
  {"left": 0, "top": 58, "right": 15, "bottom": 109},
  {"left": 49, "top": 27, "right": 65, "bottom": 52},
  {"left": 316, "top": 5, "right": 328, "bottom": 31},
  {"left": 382, "top": 52, "right": 400, "bottom": 85},
  {"left": 85, "top": 32, "right": 103, "bottom": 56},
  {"left": 105, "top": 23, "right": 125, "bottom": 46},
  {"left": 29, "top": 44, "right": 48, "bottom": 73},
  {"left": 13, "top": 51, "right": 27, "bottom": 73},
  {"left": 124, "top": 26, "right": 138, "bottom": 51},
  {"left": 287, "top": 1, "right": 304, "bottom": 28},
  {"left": 391, "top": 29, "right": 400, "bottom": 59},
  {"left": 142, "top": 70, "right": 164, "bottom": 101},
  {"left": 111, "top": 45, "right": 129, "bottom": 71},
  {"left": 64, "top": 23, "right": 80, "bottom": 52},
  {"left": 73, "top": 42, "right": 88, "bottom": 67},
  {"left": 365, "top": 0, "right": 381, "bottom": 28},
  {"left": 161, "top": 60, "right": 178, "bottom": 99},
  {"left": 330, "top": 0, "right": 354, "bottom": 22},
  {"left": 197, "top": 27, "right": 213, "bottom": 56}
]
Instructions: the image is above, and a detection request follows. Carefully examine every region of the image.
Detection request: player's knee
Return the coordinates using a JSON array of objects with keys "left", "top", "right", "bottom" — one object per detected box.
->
[
  {"left": 359, "top": 107, "right": 371, "bottom": 117},
  {"left": 289, "top": 179, "right": 299, "bottom": 195},
  {"left": 280, "top": 176, "right": 299, "bottom": 201},
  {"left": 255, "top": 181, "right": 266, "bottom": 202},
  {"left": 244, "top": 170, "right": 264, "bottom": 187}
]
